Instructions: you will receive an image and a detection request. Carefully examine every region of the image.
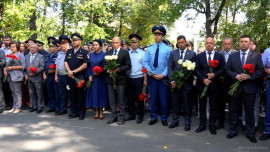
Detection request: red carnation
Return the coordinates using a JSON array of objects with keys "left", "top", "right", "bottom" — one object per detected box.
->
[
  {"left": 243, "top": 64, "right": 254, "bottom": 74},
  {"left": 141, "top": 67, "right": 148, "bottom": 73},
  {"left": 49, "top": 64, "right": 56, "bottom": 69},
  {"left": 92, "top": 66, "right": 103, "bottom": 74},
  {"left": 139, "top": 93, "right": 147, "bottom": 101},
  {"left": 77, "top": 84, "right": 83, "bottom": 88},
  {"left": 29, "top": 67, "right": 38, "bottom": 73},
  {"left": 6, "top": 54, "right": 18, "bottom": 60},
  {"left": 209, "top": 60, "right": 219, "bottom": 68}
]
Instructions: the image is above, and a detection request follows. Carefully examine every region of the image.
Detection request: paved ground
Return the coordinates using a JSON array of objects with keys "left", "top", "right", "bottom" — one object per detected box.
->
[{"left": 0, "top": 109, "right": 269, "bottom": 152}]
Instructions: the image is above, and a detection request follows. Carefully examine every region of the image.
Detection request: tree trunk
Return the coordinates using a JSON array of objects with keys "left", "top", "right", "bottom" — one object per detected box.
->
[
  {"left": 61, "top": 2, "right": 66, "bottom": 34},
  {"left": 39, "top": 5, "right": 47, "bottom": 35},
  {"left": 29, "top": 11, "right": 37, "bottom": 40},
  {"left": 204, "top": 0, "right": 213, "bottom": 37},
  {"left": 0, "top": 0, "right": 4, "bottom": 32},
  {"left": 118, "top": 11, "right": 123, "bottom": 37}
]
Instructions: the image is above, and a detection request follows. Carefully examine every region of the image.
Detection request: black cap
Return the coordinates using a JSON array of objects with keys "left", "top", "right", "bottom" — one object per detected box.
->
[
  {"left": 47, "top": 36, "right": 56, "bottom": 42},
  {"left": 48, "top": 40, "right": 59, "bottom": 47},
  {"left": 128, "top": 33, "right": 142, "bottom": 41},
  {"left": 121, "top": 40, "right": 129, "bottom": 45},
  {"left": 36, "top": 40, "right": 44, "bottom": 46},
  {"left": 71, "top": 33, "right": 83, "bottom": 41},
  {"left": 59, "top": 35, "right": 71, "bottom": 44}
]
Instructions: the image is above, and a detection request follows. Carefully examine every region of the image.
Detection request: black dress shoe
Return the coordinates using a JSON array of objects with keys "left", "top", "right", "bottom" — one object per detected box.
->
[
  {"left": 210, "top": 129, "right": 217, "bottom": 135},
  {"left": 162, "top": 120, "right": 168, "bottom": 126},
  {"left": 185, "top": 125, "right": 191, "bottom": 131},
  {"left": 168, "top": 122, "right": 179, "bottom": 128},
  {"left": 79, "top": 115, "right": 85, "bottom": 120},
  {"left": 29, "top": 108, "right": 37, "bottom": 112},
  {"left": 37, "top": 109, "right": 43, "bottom": 113},
  {"left": 124, "top": 115, "right": 136, "bottom": 121},
  {"left": 68, "top": 113, "right": 73, "bottom": 118},
  {"left": 226, "top": 133, "right": 237, "bottom": 139},
  {"left": 107, "top": 117, "right": 117, "bottom": 124},
  {"left": 55, "top": 110, "right": 67, "bottom": 115},
  {"left": 148, "top": 119, "right": 158, "bottom": 125},
  {"left": 46, "top": 109, "right": 55, "bottom": 113},
  {"left": 69, "top": 113, "right": 79, "bottom": 119},
  {"left": 259, "top": 134, "right": 270, "bottom": 141},
  {"left": 195, "top": 126, "right": 206, "bottom": 133},
  {"left": 241, "top": 125, "right": 246, "bottom": 131},
  {"left": 136, "top": 119, "right": 143, "bottom": 124},
  {"left": 247, "top": 136, "right": 257, "bottom": 143},
  {"left": 118, "top": 118, "right": 125, "bottom": 125},
  {"left": 0, "top": 109, "right": 3, "bottom": 113}
]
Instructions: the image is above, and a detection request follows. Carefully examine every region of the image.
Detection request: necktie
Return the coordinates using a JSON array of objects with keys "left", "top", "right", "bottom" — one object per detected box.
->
[
  {"left": 30, "top": 54, "right": 34, "bottom": 64},
  {"left": 153, "top": 44, "right": 159, "bottom": 68},
  {"left": 113, "top": 50, "right": 117, "bottom": 55},
  {"left": 241, "top": 52, "right": 246, "bottom": 67},
  {"left": 180, "top": 50, "right": 184, "bottom": 59},
  {"left": 207, "top": 52, "right": 212, "bottom": 64}
]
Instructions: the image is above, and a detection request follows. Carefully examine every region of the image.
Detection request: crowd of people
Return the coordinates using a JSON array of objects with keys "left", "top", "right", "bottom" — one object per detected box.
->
[{"left": 0, "top": 25, "right": 269, "bottom": 144}]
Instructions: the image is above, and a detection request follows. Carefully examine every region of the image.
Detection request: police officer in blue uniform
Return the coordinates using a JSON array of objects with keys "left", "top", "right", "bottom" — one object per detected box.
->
[
  {"left": 36, "top": 40, "right": 49, "bottom": 56},
  {"left": 55, "top": 35, "right": 71, "bottom": 115},
  {"left": 64, "top": 33, "right": 88, "bottom": 120},
  {"left": 143, "top": 25, "right": 171, "bottom": 126},
  {"left": 44, "top": 40, "right": 59, "bottom": 113}
]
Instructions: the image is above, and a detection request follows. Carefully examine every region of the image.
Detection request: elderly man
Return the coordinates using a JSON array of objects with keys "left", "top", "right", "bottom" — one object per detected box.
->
[
  {"left": 217, "top": 37, "right": 236, "bottom": 129},
  {"left": 195, "top": 37, "right": 225, "bottom": 135},
  {"left": 25, "top": 43, "right": 45, "bottom": 113},
  {"left": 105, "top": 37, "right": 131, "bottom": 125}
]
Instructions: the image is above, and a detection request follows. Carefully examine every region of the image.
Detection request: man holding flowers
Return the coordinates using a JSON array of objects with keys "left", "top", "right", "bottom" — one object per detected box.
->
[
  {"left": 225, "top": 35, "right": 264, "bottom": 143},
  {"left": 195, "top": 37, "right": 225, "bottom": 135},
  {"left": 105, "top": 37, "right": 131, "bottom": 125},
  {"left": 168, "top": 35, "right": 196, "bottom": 131}
]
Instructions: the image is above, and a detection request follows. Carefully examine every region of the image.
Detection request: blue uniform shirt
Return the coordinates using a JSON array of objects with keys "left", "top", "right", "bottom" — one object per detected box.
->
[
  {"left": 44, "top": 53, "right": 58, "bottom": 75},
  {"left": 262, "top": 48, "right": 270, "bottom": 78},
  {"left": 143, "top": 42, "right": 171, "bottom": 76},
  {"left": 55, "top": 51, "right": 67, "bottom": 75},
  {"left": 127, "top": 48, "right": 145, "bottom": 78}
]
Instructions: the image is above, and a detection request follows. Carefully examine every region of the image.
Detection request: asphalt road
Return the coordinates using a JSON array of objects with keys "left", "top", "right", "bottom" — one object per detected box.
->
[{"left": 0, "top": 109, "right": 269, "bottom": 152}]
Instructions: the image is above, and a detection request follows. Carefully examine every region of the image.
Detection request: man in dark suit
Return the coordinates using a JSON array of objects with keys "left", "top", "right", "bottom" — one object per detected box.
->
[
  {"left": 168, "top": 35, "right": 196, "bottom": 131},
  {"left": 105, "top": 37, "right": 131, "bottom": 125},
  {"left": 195, "top": 37, "right": 225, "bottom": 135},
  {"left": 217, "top": 37, "right": 236, "bottom": 129},
  {"left": 0, "top": 50, "right": 6, "bottom": 113},
  {"left": 225, "top": 35, "right": 264, "bottom": 143},
  {"left": 25, "top": 43, "right": 45, "bottom": 113}
]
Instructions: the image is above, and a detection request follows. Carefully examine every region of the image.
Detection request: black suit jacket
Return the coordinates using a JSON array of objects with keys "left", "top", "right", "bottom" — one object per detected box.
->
[
  {"left": 195, "top": 51, "right": 225, "bottom": 92},
  {"left": 225, "top": 50, "right": 264, "bottom": 94},
  {"left": 104, "top": 48, "right": 131, "bottom": 85},
  {"left": 168, "top": 49, "right": 196, "bottom": 89}
]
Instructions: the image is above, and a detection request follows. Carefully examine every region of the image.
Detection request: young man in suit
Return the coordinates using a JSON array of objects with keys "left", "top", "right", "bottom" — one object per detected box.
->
[
  {"left": 106, "top": 37, "right": 131, "bottom": 125},
  {"left": 216, "top": 37, "right": 236, "bottom": 129},
  {"left": 195, "top": 37, "right": 225, "bottom": 135},
  {"left": 25, "top": 43, "right": 45, "bottom": 113},
  {"left": 143, "top": 25, "right": 171, "bottom": 126},
  {"left": 168, "top": 35, "right": 196, "bottom": 131},
  {"left": 225, "top": 35, "right": 264, "bottom": 143}
]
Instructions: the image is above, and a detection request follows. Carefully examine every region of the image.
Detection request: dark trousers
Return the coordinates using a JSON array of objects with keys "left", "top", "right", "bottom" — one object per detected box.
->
[
  {"left": 199, "top": 89, "right": 218, "bottom": 128},
  {"left": 229, "top": 92, "right": 256, "bottom": 137},
  {"left": 171, "top": 87, "right": 192, "bottom": 125},
  {"left": 3, "top": 80, "right": 13, "bottom": 107},
  {"left": 127, "top": 77, "right": 144, "bottom": 119},
  {"left": 107, "top": 84, "right": 126, "bottom": 119},
  {"left": 69, "top": 77, "right": 85, "bottom": 116},
  {"left": 46, "top": 75, "right": 59, "bottom": 111},
  {"left": 58, "top": 75, "right": 68, "bottom": 112},
  {"left": 148, "top": 77, "right": 169, "bottom": 121},
  {"left": 28, "top": 80, "right": 44, "bottom": 110},
  {"left": 217, "top": 86, "right": 231, "bottom": 126}
]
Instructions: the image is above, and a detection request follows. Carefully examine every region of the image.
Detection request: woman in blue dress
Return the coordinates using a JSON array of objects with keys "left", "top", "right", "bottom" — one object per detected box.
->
[{"left": 85, "top": 39, "right": 108, "bottom": 120}]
